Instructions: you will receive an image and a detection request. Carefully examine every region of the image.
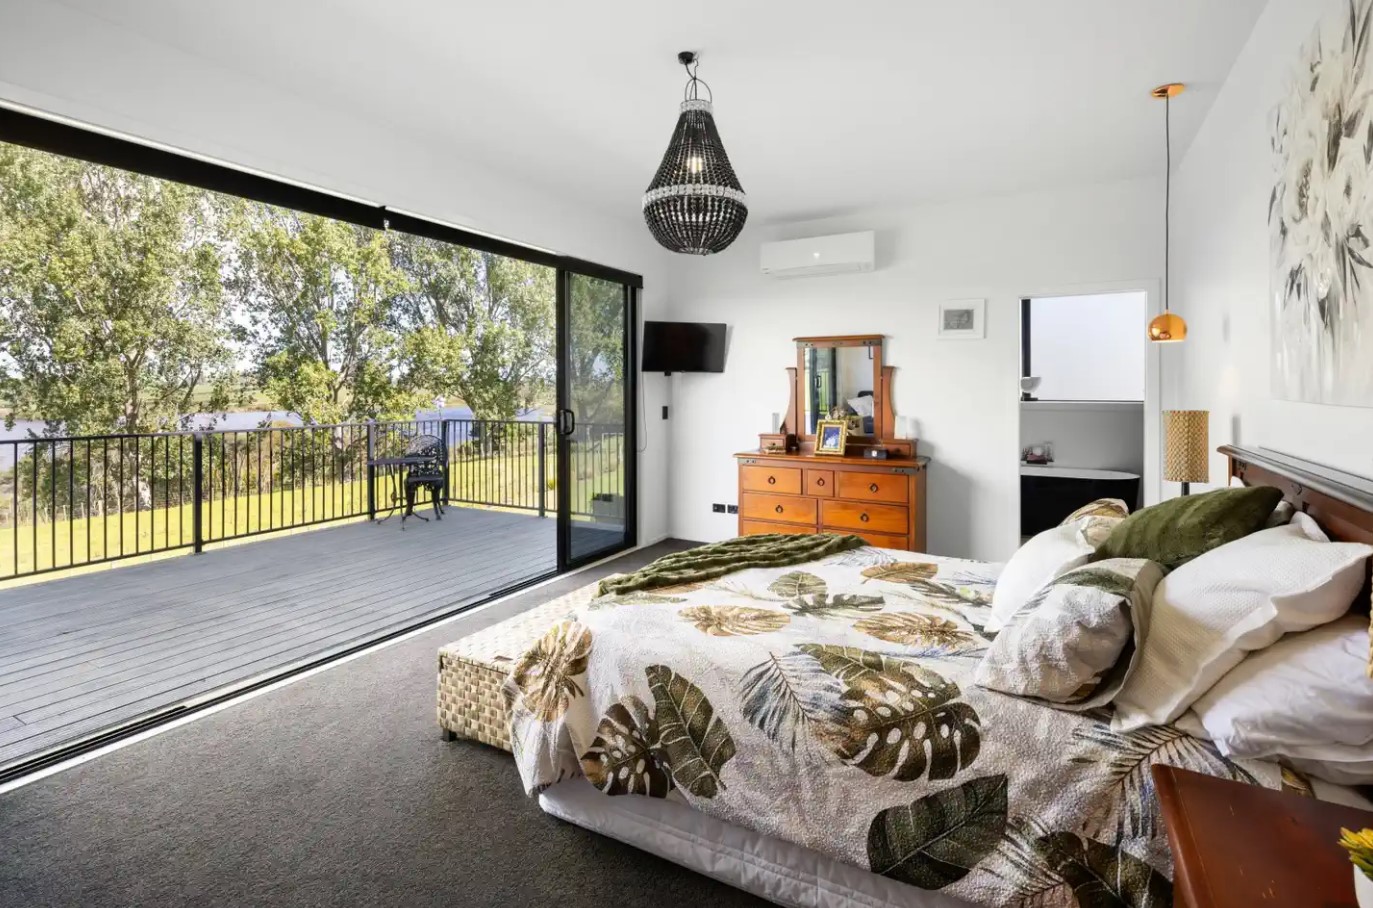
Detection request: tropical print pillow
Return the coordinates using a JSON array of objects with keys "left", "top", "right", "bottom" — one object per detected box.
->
[
  {"left": 1060, "top": 498, "right": 1130, "bottom": 525},
  {"left": 975, "top": 558, "right": 1164, "bottom": 709}
]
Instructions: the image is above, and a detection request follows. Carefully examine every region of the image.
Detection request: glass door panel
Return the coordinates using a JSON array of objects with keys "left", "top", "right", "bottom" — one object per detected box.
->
[{"left": 558, "top": 273, "right": 633, "bottom": 567}]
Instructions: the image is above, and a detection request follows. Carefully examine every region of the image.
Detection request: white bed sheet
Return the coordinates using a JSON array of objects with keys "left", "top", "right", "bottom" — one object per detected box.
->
[
  {"left": 540, "top": 779, "right": 977, "bottom": 908},
  {"left": 541, "top": 776, "right": 1370, "bottom": 908}
]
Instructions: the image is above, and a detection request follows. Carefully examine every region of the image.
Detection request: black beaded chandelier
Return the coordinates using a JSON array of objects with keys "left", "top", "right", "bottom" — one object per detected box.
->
[{"left": 642, "top": 51, "right": 748, "bottom": 255}]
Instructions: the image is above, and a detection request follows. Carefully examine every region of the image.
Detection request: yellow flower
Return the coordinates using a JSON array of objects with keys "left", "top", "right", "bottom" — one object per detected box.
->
[{"left": 1339, "top": 828, "right": 1373, "bottom": 879}]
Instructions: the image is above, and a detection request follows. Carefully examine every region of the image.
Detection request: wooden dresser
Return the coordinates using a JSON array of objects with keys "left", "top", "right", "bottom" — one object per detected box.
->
[{"left": 735, "top": 451, "right": 929, "bottom": 552}]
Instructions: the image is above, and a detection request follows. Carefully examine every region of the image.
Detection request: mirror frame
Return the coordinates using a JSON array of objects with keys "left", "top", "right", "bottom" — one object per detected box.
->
[{"left": 793, "top": 334, "right": 887, "bottom": 442}]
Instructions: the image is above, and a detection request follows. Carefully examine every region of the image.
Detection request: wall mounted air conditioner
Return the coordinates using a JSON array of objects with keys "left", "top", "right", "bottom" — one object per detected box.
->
[{"left": 759, "top": 230, "right": 875, "bottom": 279}]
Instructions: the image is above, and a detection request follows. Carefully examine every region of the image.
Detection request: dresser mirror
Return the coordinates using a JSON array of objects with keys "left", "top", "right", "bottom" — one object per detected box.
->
[{"left": 796, "top": 335, "right": 885, "bottom": 441}]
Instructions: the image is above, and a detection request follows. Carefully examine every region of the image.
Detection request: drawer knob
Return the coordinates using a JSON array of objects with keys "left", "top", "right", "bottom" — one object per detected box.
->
[
  {"left": 816, "top": 478, "right": 825, "bottom": 486},
  {"left": 775, "top": 505, "right": 784, "bottom": 514},
  {"left": 869, "top": 482, "right": 879, "bottom": 493},
  {"left": 860, "top": 513, "right": 870, "bottom": 523},
  {"left": 767, "top": 475, "right": 777, "bottom": 485}
]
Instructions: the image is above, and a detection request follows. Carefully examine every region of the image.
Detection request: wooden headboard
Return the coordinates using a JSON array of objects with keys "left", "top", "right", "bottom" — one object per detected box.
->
[{"left": 1222, "top": 445, "right": 1373, "bottom": 547}]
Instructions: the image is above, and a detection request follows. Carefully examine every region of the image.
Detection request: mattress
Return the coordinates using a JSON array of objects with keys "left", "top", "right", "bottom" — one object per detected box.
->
[{"left": 540, "top": 776, "right": 1370, "bottom": 908}]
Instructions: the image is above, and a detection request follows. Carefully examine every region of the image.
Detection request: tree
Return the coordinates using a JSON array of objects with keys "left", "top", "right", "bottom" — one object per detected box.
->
[
  {"left": 0, "top": 143, "right": 239, "bottom": 436},
  {"left": 231, "top": 207, "right": 420, "bottom": 424},
  {"left": 567, "top": 275, "right": 625, "bottom": 426},
  {"left": 392, "top": 235, "right": 555, "bottom": 421}
]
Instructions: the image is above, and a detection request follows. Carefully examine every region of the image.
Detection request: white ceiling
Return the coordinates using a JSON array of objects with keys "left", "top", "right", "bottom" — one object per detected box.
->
[{"left": 54, "top": 0, "right": 1267, "bottom": 225}]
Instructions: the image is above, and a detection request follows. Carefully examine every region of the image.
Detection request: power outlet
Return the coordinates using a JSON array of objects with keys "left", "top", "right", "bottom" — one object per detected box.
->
[
  {"left": 711, "top": 503, "right": 726, "bottom": 513},
  {"left": 726, "top": 504, "right": 738, "bottom": 514}
]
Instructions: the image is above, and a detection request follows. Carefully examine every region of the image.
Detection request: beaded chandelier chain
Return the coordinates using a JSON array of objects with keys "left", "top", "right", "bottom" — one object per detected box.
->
[{"left": 642, "top": 51, "right": 748, "bottom": 255}]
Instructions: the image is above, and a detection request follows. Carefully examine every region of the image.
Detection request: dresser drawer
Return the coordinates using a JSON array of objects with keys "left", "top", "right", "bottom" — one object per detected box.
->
[
  {"left": 836, "top": 471, "right": 909, "bottom": 504},
  {"left": 739, "top": 519, "right": 815, "bottom": 538},
  {"left": 820, "top": 499, "right": 909, "bottom": 535},
  {"left": 740, "top": 492, "right": 818, "bottom": 527},
  {"left": 740, "top": 464, "right": 803, "bottom": 495},
  {"left": 842, "top": 529, "right": 910, "bottom": 550},
  {"left": 805, "top": 469, "right": 835, "bottom": 497}
]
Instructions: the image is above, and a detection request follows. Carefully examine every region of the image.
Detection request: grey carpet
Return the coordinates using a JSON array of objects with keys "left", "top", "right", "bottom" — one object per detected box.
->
[{"left": 0, "top": 539, "right": 772, "bottom": 908}]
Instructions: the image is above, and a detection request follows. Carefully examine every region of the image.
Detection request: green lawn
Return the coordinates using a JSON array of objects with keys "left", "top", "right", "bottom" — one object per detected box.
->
[{"left": 0, "top": 447, "right": 623, "bottom": 581}]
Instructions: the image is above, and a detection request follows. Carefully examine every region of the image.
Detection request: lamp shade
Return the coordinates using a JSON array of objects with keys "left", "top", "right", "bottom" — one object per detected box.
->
[
  {"left": 1163, "top": 409, "right": 1209, "bottom": 484},
  {"left": 1148, "top": 312, "right": 1188, "bottom": 342},
  {"left": 643, "top": 98, "right": 747, "bottom": 255}
]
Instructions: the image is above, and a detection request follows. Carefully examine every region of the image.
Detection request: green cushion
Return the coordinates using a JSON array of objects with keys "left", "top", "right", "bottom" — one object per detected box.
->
[{"left": 1092, "top": 486, "right": 1284, "bottom": 571}]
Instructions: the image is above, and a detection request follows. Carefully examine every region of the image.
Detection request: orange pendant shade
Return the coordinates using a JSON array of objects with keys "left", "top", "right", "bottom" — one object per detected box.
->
[{"left": 1148, "top": 311, "right": 1187, "bottom": 343}]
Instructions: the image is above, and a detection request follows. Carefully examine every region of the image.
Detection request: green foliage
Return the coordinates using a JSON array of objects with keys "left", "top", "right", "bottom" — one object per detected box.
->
[
  {"left": 392, "top": 236, "right": 554, "bottom": 420},
  {"left": 231, "top": 207, "right": 423, "bottom": 423},
  {"left": 0, "top": 144, "right": 240, "bottom": 435}
]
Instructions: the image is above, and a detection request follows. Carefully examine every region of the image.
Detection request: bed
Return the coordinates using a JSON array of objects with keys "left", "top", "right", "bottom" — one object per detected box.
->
[{"left": 456, "top": 446, "right": 1373, "bottom": 907}]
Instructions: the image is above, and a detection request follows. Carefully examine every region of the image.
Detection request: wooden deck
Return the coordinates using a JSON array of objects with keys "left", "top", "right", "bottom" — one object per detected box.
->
[{"left": 0, "top": 506, "right": 557, "bottom": 771}]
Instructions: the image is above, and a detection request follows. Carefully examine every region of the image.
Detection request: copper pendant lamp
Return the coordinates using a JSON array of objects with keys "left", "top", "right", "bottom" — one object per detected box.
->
[{"left": 1148, "top": 83, "right": 1187, "bottom": 343}]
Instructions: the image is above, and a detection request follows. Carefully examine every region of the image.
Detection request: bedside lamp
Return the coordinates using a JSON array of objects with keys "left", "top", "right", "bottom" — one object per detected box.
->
[{"left": 1164, "top": 410, "right": 1208, "bottom": 495}]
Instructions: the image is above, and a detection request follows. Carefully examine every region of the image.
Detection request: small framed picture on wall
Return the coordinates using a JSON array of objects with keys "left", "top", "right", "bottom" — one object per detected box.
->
[{"left": 938, "top": 299, "right": 986, "bottom": 339}]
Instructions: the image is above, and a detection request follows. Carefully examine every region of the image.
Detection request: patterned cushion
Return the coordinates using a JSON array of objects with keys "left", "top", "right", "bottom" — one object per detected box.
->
[
  {"left": 976, "top": 557, "right": 1163, "bottom": 708},
  {"left": 1060, "top": 498, "right": 1130, "bottom": 525}
]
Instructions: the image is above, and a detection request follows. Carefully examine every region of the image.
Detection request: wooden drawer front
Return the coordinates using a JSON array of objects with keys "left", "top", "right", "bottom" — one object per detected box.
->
[
  {"left": 740, "top": 464, "right": 802, "bottom": 495},
  {"left": 821, "top": 499, "right": 909, "bottom": 535},
  {"left": 836, "top": 471, "right": 909, "bottom": 504},
  {"left": 740, "top": 492, "right": 818, "bottom": 527},
  {"left": 740, "top": 519, "right": 815, "bottom": 537},
  {"left": 841, "top": 529, "right": 910, "bottom": 550},
  {"left": 805, "top": 470, "right": 835, "bottom": 497}
]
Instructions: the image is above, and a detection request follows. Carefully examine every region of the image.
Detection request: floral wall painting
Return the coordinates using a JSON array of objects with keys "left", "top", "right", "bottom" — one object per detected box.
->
[{"left": 1272, "top": 0, "right": 1373, "bottom": 406}]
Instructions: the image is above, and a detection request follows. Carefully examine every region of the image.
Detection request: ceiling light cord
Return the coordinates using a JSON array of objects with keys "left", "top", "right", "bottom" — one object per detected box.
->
[
  {"left": 682, "top": 57, "right": 713, "bottom": 103},
  {"left": 1164, "top": 93, "right": 1171, "bottom": 315}
]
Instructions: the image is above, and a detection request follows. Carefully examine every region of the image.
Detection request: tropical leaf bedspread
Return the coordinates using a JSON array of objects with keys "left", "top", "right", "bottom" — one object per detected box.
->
[{"left": 505, "top": 547, "right": 1294, "bottom": 907}]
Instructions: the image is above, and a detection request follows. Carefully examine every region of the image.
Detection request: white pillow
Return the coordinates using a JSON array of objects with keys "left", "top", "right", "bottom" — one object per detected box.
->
[
  {"left": 1185, "top": 613, "right": 1373, "bottom": 784},
  {"left": 1111, "top": 522, "right": 1371, "bottom": 732},
  {"left": 847, "top": 396, "right": 875, "bottom": 418},
  {"left": 987, "top": 520, "right": 1099, "bottom": 632}
]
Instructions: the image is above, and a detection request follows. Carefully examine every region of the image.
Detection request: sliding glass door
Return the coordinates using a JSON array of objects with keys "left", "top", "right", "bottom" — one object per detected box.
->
[{"left": 557, "top": 272, "right": 635, "bottom": 568}]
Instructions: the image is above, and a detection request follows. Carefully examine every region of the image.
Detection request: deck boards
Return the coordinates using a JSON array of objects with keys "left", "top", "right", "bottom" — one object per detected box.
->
[{"left": 0, "top": 506, "right": 558, "bottom": 769}]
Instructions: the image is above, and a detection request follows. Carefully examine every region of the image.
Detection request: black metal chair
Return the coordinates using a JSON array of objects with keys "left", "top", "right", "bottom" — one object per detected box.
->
[{"left": 402, "top": 433, "right": 446, "bottom": 526}]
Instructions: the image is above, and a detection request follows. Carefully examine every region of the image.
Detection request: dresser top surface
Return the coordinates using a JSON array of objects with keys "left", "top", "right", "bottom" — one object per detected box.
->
[{"left": 735, "top": 451, "right": 929, "bottom": 468}]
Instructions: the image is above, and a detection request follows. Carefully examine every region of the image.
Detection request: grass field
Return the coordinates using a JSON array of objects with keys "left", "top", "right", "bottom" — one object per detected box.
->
[{"left": 0, "top": 447, "right": 623, "bottom": 582}]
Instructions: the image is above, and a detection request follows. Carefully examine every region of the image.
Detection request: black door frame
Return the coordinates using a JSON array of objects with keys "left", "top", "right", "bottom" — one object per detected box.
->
[{"left": 555, "top": 274, "right": 639, "bottom": 572}]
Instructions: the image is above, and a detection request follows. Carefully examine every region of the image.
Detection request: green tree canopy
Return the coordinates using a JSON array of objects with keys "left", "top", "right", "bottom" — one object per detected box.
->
[
  {"left": 231, "top": 207, "right": 420, "bottom": 424},
  {"left": 393, "top": 236, "right": 555, "bottom": 421},
  {"left": 0, "top": 144, "right": 239, "bottom": 435}
]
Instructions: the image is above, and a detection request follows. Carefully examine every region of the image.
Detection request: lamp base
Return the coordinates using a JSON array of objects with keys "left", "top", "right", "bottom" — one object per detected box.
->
[{"left": 1180, "top": 482, "right": 1191, "bottom": 496}]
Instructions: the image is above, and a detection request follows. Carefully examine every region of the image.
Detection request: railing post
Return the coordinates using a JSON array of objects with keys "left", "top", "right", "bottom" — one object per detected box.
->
[
  {"left": 366, "top": 422, "right": 377, "bottom": 521},
  {"left": 537, "top": 422, "right": 547, "bottom": 518},
  {"left": 191, "top": 432, "right": 204, "bottom": 554},
  {"left": 440, "top": 418, "right": 451, "bottom": 505}
]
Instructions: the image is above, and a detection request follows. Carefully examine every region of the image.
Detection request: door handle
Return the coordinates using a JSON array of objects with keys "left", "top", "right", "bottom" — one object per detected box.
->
[{"left": 556, "top": 409, "right": 577, "bottom": 436}]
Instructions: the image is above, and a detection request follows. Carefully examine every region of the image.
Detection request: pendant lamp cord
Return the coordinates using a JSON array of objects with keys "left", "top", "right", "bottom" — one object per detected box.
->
[{"left": 1164, "top": 93, "right": 1171, "bottom": 315}]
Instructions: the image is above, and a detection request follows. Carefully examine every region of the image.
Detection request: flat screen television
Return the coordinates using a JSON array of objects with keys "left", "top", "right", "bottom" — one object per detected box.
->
[{"left": 641, "top": 321, "right": 727, "bottom": 373}]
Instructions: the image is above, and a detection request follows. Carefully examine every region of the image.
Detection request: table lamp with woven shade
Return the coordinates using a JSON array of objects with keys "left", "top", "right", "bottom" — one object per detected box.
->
[{"left": 1164, "top": 410, "right": 1208, "bottom": 495}]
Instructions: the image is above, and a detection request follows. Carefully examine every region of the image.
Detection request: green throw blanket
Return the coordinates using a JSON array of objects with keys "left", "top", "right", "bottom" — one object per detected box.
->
[{"left": 596, "top": 533, "right": 867, "bottom": 597}]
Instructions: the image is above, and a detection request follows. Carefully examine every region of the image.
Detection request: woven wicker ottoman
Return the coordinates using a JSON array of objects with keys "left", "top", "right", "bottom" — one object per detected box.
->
[{"left": 437, "top": 579, "right": 606, "bottom": 751}]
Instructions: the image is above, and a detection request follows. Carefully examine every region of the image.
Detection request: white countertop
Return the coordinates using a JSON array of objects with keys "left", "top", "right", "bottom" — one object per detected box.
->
[{"left": 1020, "top": 464, "right": 1140, "bottom": 481}]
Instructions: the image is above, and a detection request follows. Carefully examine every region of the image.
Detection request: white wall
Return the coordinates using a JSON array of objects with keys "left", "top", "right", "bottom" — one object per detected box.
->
[
  {"left": 0, "top": 1, "right": 674, "bottom": 544},
  {"left": 1027, "top": 292, "right": 1148, "bottom": 401},
  {"left": 1172, "top": 0, "right": 1373, "bottom": 489},
  {"left": 664, "top": 179, "right": 1163, "bottom": 561},
  {"left": 1020, "top": 403, "right": 1145, "bottom": 475}
]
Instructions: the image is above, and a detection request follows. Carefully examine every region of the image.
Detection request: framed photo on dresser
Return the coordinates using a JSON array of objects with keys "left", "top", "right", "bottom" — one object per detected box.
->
[{"left": 814, "top": 419, "right": 848, "bottom": 455}]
